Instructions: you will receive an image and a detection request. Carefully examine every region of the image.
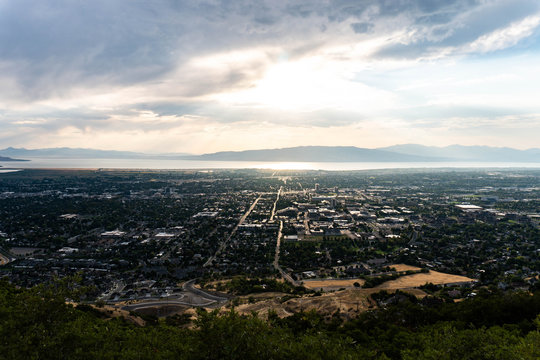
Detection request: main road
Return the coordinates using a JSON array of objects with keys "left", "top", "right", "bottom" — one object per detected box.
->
[
  {"left": 269, "top": 186, "right": 282, "bottom": 221},
  {"left": 204, "top": 194, "right": 262, "bottom": 267},
  {"left": 120, "top": 280, "right": 228, "bottom": 311},
  {"left": 272, "top": 220, "right": 300, "bottom": 286}
]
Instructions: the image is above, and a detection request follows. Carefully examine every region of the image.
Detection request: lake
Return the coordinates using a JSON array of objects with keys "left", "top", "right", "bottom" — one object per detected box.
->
[{"left": 2, "top": 157, "right": 540, "bottom": 171}]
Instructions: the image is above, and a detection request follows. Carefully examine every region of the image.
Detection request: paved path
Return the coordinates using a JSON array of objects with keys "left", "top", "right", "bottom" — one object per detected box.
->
[
  {"left": 122, "top": 297, "right": 216, "bottom": 311},
  {"left": 0, "top": 253, "right": 9, "bottom": 266},
  {"left": 0, "top": 248, "right": 11, "bottom": 266},
  {"left": 182, "top": 279, "right": 228, "bottom": 302},
  {"left": 204, "top": 195, "right": 262, "bottom": 267},
  {"left": 119, "top": 280, "right": 228, "bottom": 311}
]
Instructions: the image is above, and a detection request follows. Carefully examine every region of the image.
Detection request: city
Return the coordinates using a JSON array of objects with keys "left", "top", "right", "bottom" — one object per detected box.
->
[{"left": 1, "top": 168, "right": 539, "bottom": 317}]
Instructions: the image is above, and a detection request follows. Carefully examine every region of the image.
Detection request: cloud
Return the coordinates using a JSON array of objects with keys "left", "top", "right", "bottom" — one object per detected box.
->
[
  {"left": 465, "top": 14, "right": 540, "bottom": 53},
  {"left": 2, "top": 1, "right": 540, "bottom": 152},
  {"left": 351, "top": 22, "right": 374, "bottom": 34},
  {"left": 0, "top": 1, "right": 183, "bottom": 99},
  {"left": 2, "top": 0, "right": 537, "bottom": 102},
  {"left": 373, "top": 0, "right": 540, "bottom": 59}
]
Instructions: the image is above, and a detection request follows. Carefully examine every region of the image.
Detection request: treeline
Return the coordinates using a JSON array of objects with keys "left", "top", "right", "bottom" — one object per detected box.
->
[
  {"left": 362, "top": 269, "right": 428, "bottom": 288},
  {"left": 0, "top": 279, "right": 539, "bottom": 359}
]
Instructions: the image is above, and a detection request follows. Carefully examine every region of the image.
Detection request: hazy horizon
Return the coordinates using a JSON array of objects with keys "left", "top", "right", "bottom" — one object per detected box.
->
[
  {"left": 2, "top": 1, "right": 540, "bottom": 153},
  {"left": 3, "top": 142, "right": 540, "bottom": 155},
  {"left": 2, "top": 143, "right": 540, "bottom": 159}
]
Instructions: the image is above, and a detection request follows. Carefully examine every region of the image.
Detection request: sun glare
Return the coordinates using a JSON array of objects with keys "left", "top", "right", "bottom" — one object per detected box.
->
[
  {"left": 251, "top": 162, "right": 316, "bottom": 170},
  {"left": 217, "top": 58, "right": 393, "bottom": 112}
]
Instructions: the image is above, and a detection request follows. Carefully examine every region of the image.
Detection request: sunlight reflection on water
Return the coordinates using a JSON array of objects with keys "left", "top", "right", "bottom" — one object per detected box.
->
[
  {"left": 2, "top": 158, "right": 540, "bottom": 171},
  {"left": 250, "top": 162, "right": 316, "bottom": 170}
]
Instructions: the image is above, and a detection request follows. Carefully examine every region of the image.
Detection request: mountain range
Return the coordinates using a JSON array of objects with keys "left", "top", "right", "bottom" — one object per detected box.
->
[
  {"left": 1, "top": 145, "right": 539, "bottom": 163},
  {"left": 380, "top": 144, "right": 540, "bottom": 163},
  {"left": 0, "top": 155, "right": 28, "bottom": 162},
  {"left": 186, "top": 146, "right": 442, "bottom": 162},
  {"left": 0, "top": 147, "right": 190, "bottom": 159}
]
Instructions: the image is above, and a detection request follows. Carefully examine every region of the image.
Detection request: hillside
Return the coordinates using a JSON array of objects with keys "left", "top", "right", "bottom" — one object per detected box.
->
[{"left": 1, "top": 280, "right": 539, "bottom": 359}]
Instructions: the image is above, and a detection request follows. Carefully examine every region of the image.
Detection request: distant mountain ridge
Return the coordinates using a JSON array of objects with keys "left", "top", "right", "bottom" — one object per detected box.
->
[
  {"left": 0, "top": 147, "right": 190, "bottom": 159},
  {"left": 1, "top": 145, "right": 539, "bottom": 163},
  {"left": 186, "top": 146, "right": 444, "bottom": 162},
  {"left": 380, "top": 144, "right": 540, "bottom": 162},
  {"left": 0, "top": 155, "right": 28, "bottom": 162}
]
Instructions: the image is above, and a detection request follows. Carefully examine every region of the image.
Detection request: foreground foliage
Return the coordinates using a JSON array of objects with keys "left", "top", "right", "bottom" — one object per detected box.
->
[{"left": 0, "top": 280, "right": 539, "bottom": 359}]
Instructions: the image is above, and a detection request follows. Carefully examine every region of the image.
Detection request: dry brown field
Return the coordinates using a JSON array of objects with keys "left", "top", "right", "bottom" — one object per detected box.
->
[
  {"left": 302, "top": 278, "right": 366, "bottom": 291},
  {"left": 390, "top": 264, "right": 422, "bottom": 272},
  {"left": 230, "top": 288, "right": 427, "bottom": 319},
  {"left": 299, "top": 264, "right": 474, "bottom": 292},
  {"left": 375, "top": 270, "right": 475, "bottom": 289}
]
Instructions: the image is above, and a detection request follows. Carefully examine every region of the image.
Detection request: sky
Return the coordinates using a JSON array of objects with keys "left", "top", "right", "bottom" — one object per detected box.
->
[{"left": 1, "top": 0, "right": 540, "bottom": 154}]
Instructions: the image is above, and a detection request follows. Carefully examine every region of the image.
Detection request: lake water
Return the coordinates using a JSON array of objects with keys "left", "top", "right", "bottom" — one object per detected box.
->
[
  {"left": 2, "top": 157, "right": 540, "bottom": 171},
  {"left": 0, "top": 169, "right": 22, "bottom": 173}
]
